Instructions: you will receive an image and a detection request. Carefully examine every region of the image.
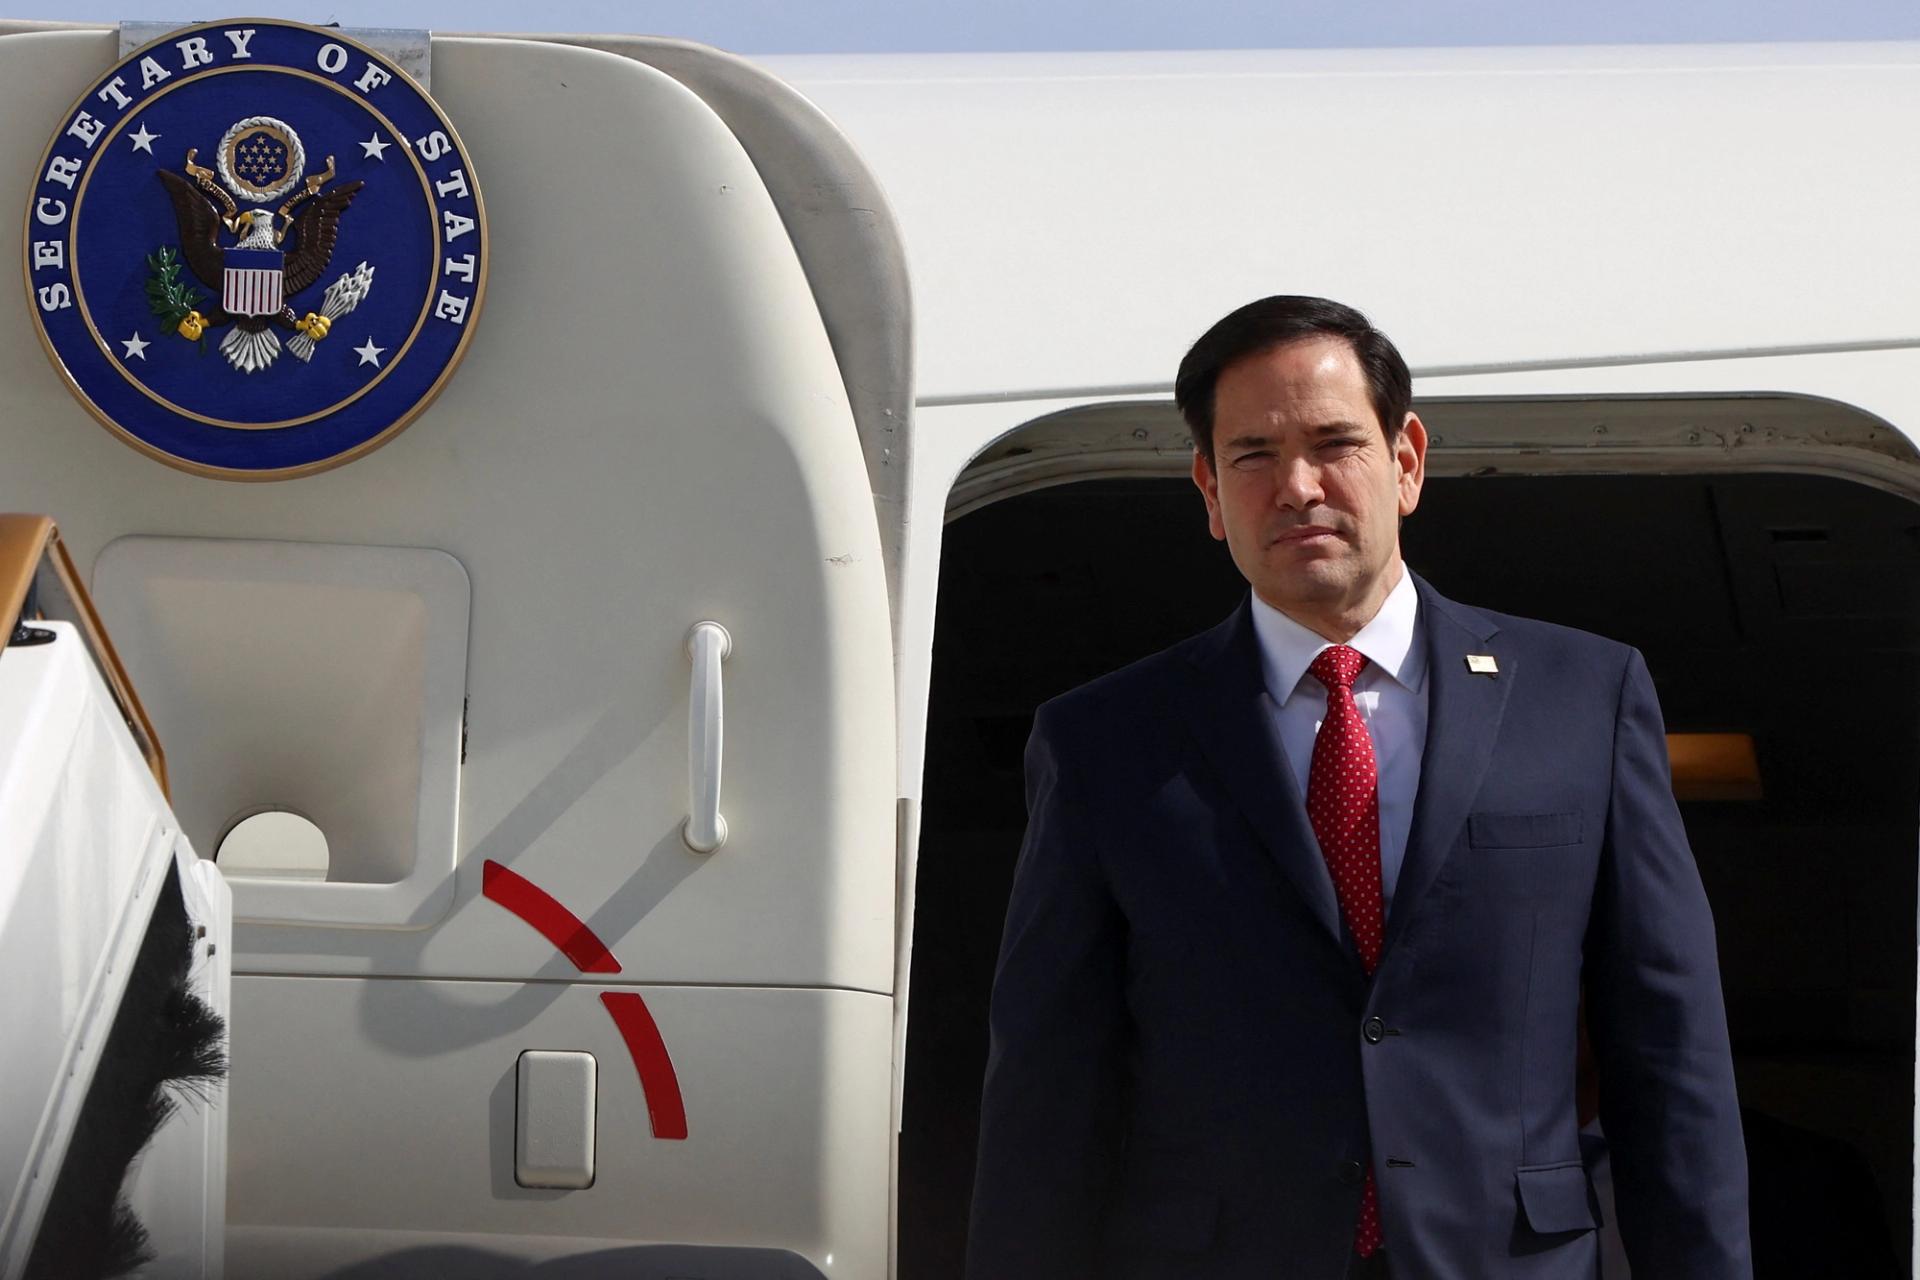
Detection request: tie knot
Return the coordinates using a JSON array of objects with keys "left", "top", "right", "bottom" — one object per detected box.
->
[{"left": 1308, "top": 644, "right": 1368, "bottom": 692}]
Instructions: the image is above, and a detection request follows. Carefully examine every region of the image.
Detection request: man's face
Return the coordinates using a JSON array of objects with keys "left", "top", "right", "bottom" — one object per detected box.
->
[{"left": 1191, "top": 336, "right": 1427, "bottom": 637}]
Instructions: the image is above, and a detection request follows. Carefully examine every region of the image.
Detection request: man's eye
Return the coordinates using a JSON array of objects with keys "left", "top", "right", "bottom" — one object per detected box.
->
[
  {"left": 1231, "top": 451, "right": 1271, "bottom": 469},
  {"left": 1320, "top": 438, "right": 1361, "bottom": 453}
]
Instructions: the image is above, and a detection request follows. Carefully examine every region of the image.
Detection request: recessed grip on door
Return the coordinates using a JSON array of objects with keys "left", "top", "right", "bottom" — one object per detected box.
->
[{"left": 683, "top": 621, "right": 732, "bottom": 853}]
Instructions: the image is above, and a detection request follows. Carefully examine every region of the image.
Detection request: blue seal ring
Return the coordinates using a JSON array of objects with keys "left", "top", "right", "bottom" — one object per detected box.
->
[{"left": 23, "top": 19, "right": 487, "bottom": 479}]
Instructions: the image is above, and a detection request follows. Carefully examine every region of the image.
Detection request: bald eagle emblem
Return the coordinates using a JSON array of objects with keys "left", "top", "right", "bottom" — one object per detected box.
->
[{"left": 154, "top": 115, "right": 372, "bottom": 373}]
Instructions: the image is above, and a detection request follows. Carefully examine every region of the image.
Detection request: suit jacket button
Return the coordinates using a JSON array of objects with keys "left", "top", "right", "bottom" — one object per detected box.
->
[
  {"left": 1363, "top": 1016, "right": 1385, "bottom": 1044},
  {"left": 1337, "top": 1160, "right": 1364, "bottom": 1186}
]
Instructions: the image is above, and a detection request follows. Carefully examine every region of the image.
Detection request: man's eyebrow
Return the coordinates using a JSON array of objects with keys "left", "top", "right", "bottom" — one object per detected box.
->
[{"left": 1221, "top": 421, "right": 1370, "bottom": 450}]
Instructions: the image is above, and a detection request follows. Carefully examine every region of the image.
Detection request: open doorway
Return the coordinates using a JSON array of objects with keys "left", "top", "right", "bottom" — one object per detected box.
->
[{"left": 899, "top": 468, "right": 1919, "bottom": 1278}]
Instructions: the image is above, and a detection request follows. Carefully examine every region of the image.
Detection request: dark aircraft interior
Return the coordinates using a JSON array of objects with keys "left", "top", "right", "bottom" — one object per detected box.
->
[{"left": 901, "top": 470, "right": 1918, "bottom": 1279}]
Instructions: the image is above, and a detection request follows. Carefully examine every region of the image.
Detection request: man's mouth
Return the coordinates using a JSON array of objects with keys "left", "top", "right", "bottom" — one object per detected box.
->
[{"left": 1270, "top": 526, "right": 1339, "bottom": 546}]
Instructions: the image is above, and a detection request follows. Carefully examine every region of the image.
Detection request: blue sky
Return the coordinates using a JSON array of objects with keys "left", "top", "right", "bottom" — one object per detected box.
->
[{"left": 30, "top": 0, "right": 1920, "bottom": 53}]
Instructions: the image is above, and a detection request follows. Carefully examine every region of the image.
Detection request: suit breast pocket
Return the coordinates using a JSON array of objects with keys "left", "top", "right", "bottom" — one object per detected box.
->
[{"left": 1468, "top": 811, "right": 1584, "bottom": 850}]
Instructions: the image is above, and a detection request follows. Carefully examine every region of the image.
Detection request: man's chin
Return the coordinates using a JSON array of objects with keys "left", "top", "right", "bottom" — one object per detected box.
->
[
  {"left": 1264, "top": 549, "right": 1346, "bottom": 581},
  {"left": 1254, "top": 569, "right": 1350, "bottom": 610}
]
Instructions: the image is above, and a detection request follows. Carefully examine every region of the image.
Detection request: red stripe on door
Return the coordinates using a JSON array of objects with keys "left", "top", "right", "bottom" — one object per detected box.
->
[
  {"left": 600, "top": 991, "right": 689, "bottom": 1140},
  {"left": 481, "top": 861, "right": 690, "bottom": 1138},
  {"left": 481, "top": 860, "right": 622, "bottom": 974}
]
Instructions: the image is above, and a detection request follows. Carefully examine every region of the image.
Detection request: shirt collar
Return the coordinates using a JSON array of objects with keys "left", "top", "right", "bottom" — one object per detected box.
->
[{"left": 1250, "top": 566, "right": 1426, "bottom": 702}]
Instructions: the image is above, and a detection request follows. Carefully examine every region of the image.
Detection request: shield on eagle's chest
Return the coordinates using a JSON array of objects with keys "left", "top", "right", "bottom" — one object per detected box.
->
[{"left": 223, "top": 247, "right": 284, "bottom": 317}]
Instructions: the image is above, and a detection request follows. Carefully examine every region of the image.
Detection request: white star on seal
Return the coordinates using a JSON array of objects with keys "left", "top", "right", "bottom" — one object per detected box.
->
[
  {"left": 122, "top": 332, "right": 150, "bottom": 360},
  {"left": 354, "top": 337, "right": 386, "bottom": 367},
  {"left": 360, "top": 133, "right": 391, "bottom": 161},
  {"left": 128, "top": 122, "right": 160, "bottom": 155}
]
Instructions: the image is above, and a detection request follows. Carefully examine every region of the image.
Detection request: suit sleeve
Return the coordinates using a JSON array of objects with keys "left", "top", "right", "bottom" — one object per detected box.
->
[
  {"left": 1586, "top": 648, "right": 1752, "bottom": 1276},
  {"left": 964, "top": 703, "right": 1129, "bottom": 1280}
]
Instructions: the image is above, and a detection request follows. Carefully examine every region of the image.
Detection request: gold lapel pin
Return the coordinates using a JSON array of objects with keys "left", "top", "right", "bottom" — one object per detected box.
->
[{"left": 1465, "top": 654, "right": 1499, "bottom": 676}]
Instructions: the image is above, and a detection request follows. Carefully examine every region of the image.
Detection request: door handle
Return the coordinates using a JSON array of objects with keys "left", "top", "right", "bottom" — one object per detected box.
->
[{"left": 683, "top": 621, "right": 732, "bottom": 853}]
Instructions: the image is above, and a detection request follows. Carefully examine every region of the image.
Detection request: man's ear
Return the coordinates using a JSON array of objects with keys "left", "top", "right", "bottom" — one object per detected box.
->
[
  {"left": 1396, "top": 412, "right": 1428, "bottom": 518},
  {"left": 1192, "top": 449, "right": 1227, "bottom": 541}
]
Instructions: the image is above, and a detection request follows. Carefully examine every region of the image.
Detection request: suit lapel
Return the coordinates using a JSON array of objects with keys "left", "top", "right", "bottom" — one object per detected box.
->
[
  {"left": 1382, "top": 575, "right": 1513, "bottom": 960},
  {"left": 1175, "top": 600, "right": 1345, "bottom": 948}
]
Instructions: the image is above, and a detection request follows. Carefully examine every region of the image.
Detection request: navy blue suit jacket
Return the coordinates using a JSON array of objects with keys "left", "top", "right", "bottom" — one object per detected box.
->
[{"left": 965, "top": 575, "right": 1750, "bottom": 1279}]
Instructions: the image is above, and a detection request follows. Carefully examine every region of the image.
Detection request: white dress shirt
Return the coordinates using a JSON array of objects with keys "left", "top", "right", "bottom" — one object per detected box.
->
[{"left": 1249, "top": 566, "right": 1428, "bottom": 911}]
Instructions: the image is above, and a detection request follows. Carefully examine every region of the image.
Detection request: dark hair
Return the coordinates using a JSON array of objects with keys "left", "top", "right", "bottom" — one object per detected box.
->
[{"left": 1174, "top": 295, "right": 1412, "bottom": 461}]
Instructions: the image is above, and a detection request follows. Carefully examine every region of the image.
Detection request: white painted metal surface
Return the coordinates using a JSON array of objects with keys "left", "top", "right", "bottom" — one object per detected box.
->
[
  {"left": 772, "top": 44, "right": 1920, "bottom": 406},
  {"left": 224, "top": 980, "right": 892, "bottom": 1275}
]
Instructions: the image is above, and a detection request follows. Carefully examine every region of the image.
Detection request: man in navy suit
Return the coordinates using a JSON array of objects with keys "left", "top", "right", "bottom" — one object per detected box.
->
[{"left": 964, "top": 296, "right": 1750, "bottom": 1279}]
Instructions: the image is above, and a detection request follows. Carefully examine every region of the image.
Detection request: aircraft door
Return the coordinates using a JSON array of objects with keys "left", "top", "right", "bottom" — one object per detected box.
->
[{"left": 0, "top": 26, "right": 897, "bottom": 1276}]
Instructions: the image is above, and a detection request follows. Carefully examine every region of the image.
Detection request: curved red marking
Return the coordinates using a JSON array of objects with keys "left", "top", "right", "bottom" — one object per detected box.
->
[
  {"left": 482, "top": 860, "right": 621, "bottom": 974},
  {"left": 601, "top": 991, "right": 689, "bottom": 1140},
  {"left": 481, "top": 863, "right": 686, "bottom": 1138}
]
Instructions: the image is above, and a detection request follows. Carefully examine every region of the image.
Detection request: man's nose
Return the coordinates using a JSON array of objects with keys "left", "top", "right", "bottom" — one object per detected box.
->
[{"left": 1272, "top": 455, "right": 1324, "bottom": 509}]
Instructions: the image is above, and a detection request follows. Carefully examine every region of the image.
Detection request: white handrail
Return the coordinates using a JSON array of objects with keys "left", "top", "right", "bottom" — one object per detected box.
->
[{"left": 682, "top": 621, "right": 732, "bottom": 853}]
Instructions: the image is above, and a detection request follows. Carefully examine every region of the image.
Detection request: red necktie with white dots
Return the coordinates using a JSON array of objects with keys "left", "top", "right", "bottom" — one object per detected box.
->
[{"left": 1305, "top": 644, "right": 1386, "bottom": 1258}]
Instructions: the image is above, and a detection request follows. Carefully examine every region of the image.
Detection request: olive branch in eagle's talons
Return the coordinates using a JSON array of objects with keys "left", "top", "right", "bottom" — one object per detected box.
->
[
  {"left": 287, "top": 261, "right": 375, "bottom": 363},
  {"left": 144, "top": 245, "right": 209, "bottom": 348}
]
